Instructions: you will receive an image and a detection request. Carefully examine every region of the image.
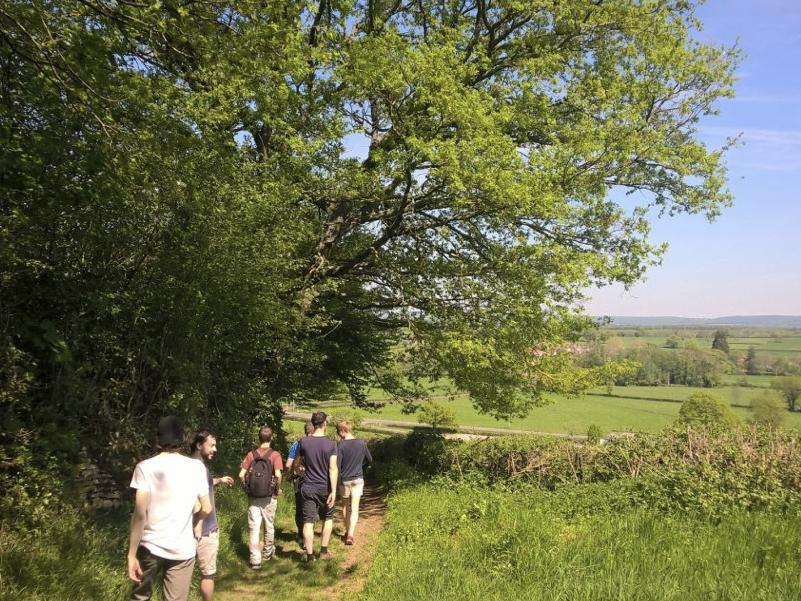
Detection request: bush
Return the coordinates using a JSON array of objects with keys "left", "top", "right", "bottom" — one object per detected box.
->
[
  {"left": 402, "top": 428, "right": 453, "bottom": 474},
  {"left": 677, "top": 392, "right": 739, "bottom": 429},
  {"left": 750, "top": 391, "right": 786, "bottom": 428},
  {"left": 417, "top": 401, "right": 457, "bottom": 431},
  {"left": 328, "top": 407, "right": 366, "bottom": 432},
  {"left": 442, "top": 426, "right": 801, "bottom": 513},
  {"left": 586, "top": 424, "right": 603, "bottom": 444}
]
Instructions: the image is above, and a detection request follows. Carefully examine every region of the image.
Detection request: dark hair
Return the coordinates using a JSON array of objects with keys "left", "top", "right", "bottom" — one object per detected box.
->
[
  {"left": 304, "top": 421, "right": 315, "bottom": 436},
  {"left": 191, "top": 429, "right": 215, "bottom": 453},
  {"left": 157, "top": 415, "right": 184, "bottom": 451},
  {"left": 258, "top": 425, "right": 273, "bottom": 443},
  {"left": 311, "top": 411, "right": 327, "bottom": 427}
]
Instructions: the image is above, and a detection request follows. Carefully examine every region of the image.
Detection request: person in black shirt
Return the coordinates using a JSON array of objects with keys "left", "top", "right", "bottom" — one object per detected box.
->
[
  {"left": 335, "top": 420, "right": 372, "bottom": 545},
  {"left": 297, "top": 411, "right": 338, "bottom": 561}
]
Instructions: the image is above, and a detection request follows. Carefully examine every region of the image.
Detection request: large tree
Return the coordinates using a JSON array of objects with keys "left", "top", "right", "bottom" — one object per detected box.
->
[{"left": 1, "top": 0, "right": 737, "bottom": 481}]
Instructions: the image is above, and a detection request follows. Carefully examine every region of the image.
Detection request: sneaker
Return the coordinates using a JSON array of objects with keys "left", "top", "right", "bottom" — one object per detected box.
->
[
  {"left": 250, "top": 562, "right": 261, "bottom": 570},
  {"left": 305, "top": 553, "right": 316, "bottom": 564},
  {"left": 262, "top": 546, "right": 275, "bottom": 562},
  {"left": 345, "top": 535, "right": 354, "bottom": 546},
  {"left": 319, "top": 549, "right": 333, "bottom": 560}
]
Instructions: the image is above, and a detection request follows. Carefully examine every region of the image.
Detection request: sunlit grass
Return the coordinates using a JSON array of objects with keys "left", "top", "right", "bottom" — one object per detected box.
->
[{"left": 360, "top": 484, "right": 801, "bottom": 601}]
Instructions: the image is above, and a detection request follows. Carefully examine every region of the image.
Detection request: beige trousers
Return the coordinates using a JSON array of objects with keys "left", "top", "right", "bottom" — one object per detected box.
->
[
  {"left": 130, "top": 545, "right": 195, "bottom": 601},
  {"left": 247, "top": 496, "right": 278, "bottom": 565}
]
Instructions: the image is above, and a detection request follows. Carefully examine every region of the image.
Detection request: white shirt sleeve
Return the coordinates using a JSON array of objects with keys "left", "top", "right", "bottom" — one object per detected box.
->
[{"left": 130, "top": 463, "right": 149, "bottom": 491}]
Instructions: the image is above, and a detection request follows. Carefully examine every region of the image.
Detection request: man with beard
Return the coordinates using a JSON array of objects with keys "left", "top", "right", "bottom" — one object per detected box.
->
[{"left": 191, "top": 430, "right": 234, "bottom": 601}]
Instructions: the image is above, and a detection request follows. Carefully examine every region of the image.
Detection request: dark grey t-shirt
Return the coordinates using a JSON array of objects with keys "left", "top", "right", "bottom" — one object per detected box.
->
[
  {"left": 337, "top": 438, "right": 372, "bottom": 482},
  {"left": 201, "top": 465, "right": 218, "bottom": 536},
  {"left": 298, "top": 435, "right": 338, "bottom": 493}
]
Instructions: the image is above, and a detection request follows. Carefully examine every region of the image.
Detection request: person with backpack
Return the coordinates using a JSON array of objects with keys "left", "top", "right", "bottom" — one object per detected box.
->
[
  {"left": 238, "top": 426, "right": 283, "bottom": 569},
  {"left": 127, "top": 416, "right": 211, "bottom": 601},
  {"left": 297, "top": 411, "right": 338, "bottom": 562}
]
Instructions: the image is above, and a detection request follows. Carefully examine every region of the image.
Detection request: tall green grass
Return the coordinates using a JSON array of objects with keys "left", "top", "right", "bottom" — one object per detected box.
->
[
  {"left": 359, "top": 483, "right": 801, "bottom": 601},
  {"left": 0, "top": 507, "right": 129, "bottom": 601}
]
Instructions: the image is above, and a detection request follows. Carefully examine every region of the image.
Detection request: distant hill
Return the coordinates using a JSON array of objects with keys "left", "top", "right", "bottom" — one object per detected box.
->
[{"left": 600, "top": 315, "right": 801, "bottom": 328}]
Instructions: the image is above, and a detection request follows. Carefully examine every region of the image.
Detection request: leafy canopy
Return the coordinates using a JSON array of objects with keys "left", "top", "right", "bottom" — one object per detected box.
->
[{"left": 1, "top": 0, "right": 737, "bottom": 478}]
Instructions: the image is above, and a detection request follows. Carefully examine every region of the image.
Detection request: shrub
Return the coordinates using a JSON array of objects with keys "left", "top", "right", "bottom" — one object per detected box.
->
[
  {"left": 586, "top": 424, "right": 603, "bottom": 444},
  {"left": 750, "top": 391, "right": 786, "bottom": 428},
  {"left": 442, "top": 427, "right": 801, "bottom": 513},
  {"left": 417, "top": 401, "right": 457, "bottom": 431},
  {"left": 677, "top": 392, "right": 739, "bottom": 429},
  {"left": 402, "top": 428, "right": 452, "bottom": 473},
  {"left": 772, "top": 376, "right": 801, "bottom": 412},
  {"left": 328, "top": 407, "right": 366, "bottom": 431}
]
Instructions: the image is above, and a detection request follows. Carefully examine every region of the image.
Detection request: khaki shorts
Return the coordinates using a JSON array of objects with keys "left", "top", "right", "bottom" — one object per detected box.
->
[
  {"left": 196, "top": 531, "right": 219, "bottom": 577},
  {"left": 338, "top": 478, "right": 364, "bottom": 499}
]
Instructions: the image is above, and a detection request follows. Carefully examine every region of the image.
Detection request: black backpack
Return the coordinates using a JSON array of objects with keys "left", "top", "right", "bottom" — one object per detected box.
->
[{"left": 246, "top": 448, "right": 275, "bottom": 498}]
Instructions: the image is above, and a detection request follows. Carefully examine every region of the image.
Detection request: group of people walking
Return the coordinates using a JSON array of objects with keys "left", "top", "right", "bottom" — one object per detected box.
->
[{"left": 126, "top": 411, "right": 371, "bottom": 601}]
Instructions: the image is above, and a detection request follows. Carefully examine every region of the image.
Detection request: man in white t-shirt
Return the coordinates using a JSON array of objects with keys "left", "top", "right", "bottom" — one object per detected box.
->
[{"left": 127, "top": 416, "right": 211, "bottom": 601}]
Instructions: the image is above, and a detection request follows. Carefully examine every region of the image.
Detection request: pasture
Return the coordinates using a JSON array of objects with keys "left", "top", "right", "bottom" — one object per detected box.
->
[
  {"left": 365, "top": 390, "right": 801, "bottom": 435},
  {"left": 608, "top": 331, "right": 801, "bottom": 358},
  {"left": 326, "top": 328, "right": 801, "bottom": 436}
]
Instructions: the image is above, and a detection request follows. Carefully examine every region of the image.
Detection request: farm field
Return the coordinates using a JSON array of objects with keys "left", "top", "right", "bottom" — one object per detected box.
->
[
  {"left": 719, "top": 373, "right": 777, "bottom": 387},
  {"left": 728, "top": 336, "right": 801, "bottom": 356},
  {"left": 365, "top": 390, "right": 801, "bottom": 435},
  {"left": 609, "top": 332, "right": 801, "bottom": 358},
  {"left": 299, "top": 328, "right": 801, "bottom": 436},
  {"left": 600, "top": 384, "right": 768, "bottom": 406}
]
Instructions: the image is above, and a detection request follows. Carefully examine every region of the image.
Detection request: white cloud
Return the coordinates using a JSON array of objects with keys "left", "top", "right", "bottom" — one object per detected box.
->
[
  {"left": 700, "top": 126, "right": 801, "bottom": 172},
  {"left": 731, "top": 94, "right": 801, "bottom": 104}
]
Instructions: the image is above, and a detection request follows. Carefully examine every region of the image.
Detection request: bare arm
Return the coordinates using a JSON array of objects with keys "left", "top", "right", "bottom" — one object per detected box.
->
[
  {"left": 273, "top": 468, "right": 282, "bottom": 496},
  {"left": 196, "top": 494, "right": 212, "bottom": 520},
  {"left": 238, "top": 467, "right": 247, "bottom": 484},
  {"left": 326, "top": 454, "right": 339, "bottom": 508},
  {"left": 127, "top": 489, "right": 149, "bottom": 583}
]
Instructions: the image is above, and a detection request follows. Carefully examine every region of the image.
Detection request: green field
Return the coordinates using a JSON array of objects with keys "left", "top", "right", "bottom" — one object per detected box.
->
[
  {"left": 720, "top": 374, "right": 778, "bottom": 387},
  {"left": 339, "top": 329, "right": 801, "bottom": 436},
  {"left": 610, "top": 333, "right": 801, "bottom": 357},
  {"left": 728, "top": 336, "right": 801, "bottom": 356},
  {"left": 366, "top": 391, "right": 801, "bottom": 435}
]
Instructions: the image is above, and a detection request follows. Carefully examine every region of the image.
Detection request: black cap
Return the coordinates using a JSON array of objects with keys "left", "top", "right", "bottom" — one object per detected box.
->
[
  {"left": 311, "top": 411, "right": 327, "bottom": 427},
  {"left": 157, "top": 415, "right": 184, "bottom": 447}
]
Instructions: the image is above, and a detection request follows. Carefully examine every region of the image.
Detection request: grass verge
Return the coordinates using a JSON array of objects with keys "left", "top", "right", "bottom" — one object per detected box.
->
[{"left": 359, "top": 482, "right": 801, "bottom": 601}]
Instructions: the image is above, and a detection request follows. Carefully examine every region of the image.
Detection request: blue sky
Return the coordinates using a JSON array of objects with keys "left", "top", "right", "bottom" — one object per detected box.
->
[
  {"left": 342, "top": 2, "right": 801, "bottom": 317},
  {"left": 586, "top": 0, "right": 801, "bottom": 317}
]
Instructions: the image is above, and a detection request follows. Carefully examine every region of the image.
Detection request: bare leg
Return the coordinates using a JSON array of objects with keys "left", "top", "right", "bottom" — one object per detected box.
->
[
  {"left": 342, "top": 502, "right": 350, "bottom": 535},
  {"left": 321, "top": 518, "right": 334, "bottom": 548},
  {"left": 303, "top": 522, "right": 315, "bottom": 555},
  {"left": 347, "top": 494, "right": 362, "bottom": 537},
  {"left": 200, "top": 576, "right": 214, "bottom": 601}
]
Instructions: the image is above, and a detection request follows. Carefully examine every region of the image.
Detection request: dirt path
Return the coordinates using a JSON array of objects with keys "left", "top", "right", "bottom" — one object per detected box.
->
[
  {"left": 211, "top": 485, "right": 387, "bottom": 601},
  {"left": 319, "top": 485, "right": 387, "bottom": 600}
]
